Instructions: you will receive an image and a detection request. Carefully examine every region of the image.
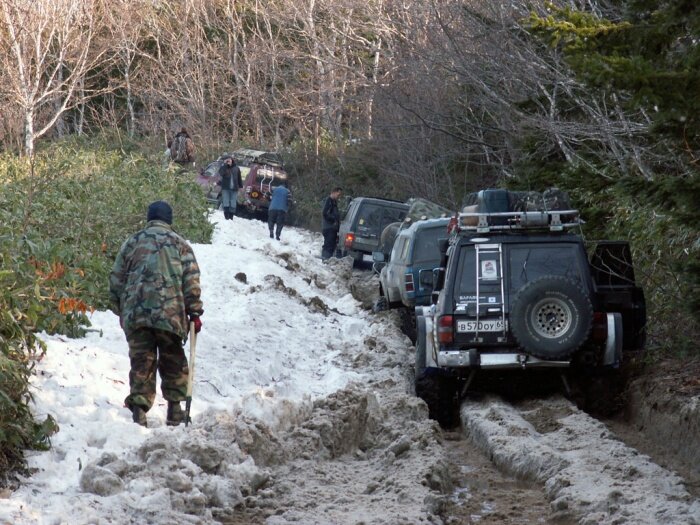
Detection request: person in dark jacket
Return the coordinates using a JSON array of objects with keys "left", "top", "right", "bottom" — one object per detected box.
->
[
  {"left": 109, "top": 201, "right": 203, "bottom": 427},
  {"left": 321, "top": 187, "right": 342, "bottom": 260},
  {"left": 218, "top": 155, "right": 242, "bottom": 220},
  {"left": 168, "top": 128, "right": 196, "bottom": 167},
  {"left": 267, "top": 181, "right": 291, "bottom": 240}
]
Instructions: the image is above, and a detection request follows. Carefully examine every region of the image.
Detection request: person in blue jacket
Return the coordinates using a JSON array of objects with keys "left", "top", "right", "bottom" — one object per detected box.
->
[{"left": 267, "top": 182, "right": 291, "bottom": 240}]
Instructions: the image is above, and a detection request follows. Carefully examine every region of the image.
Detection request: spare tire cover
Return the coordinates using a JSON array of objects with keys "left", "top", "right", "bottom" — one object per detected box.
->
[{"left": 510, "top": 276, "right": 593, "bottom": 360}]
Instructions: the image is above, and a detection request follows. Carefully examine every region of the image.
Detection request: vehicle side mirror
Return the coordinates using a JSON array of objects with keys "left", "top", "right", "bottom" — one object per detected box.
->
[
  {"left": 438, "top": 239, "right": 449, "bottom": 268},
  {"left": 419, "top": 269, "right": 434, "bottom": 287},
  {"left": 432, "top": 268, "right": 445, "bottom": 292},
  {"left": 372, "top": 251, "right": 385, "bottom": 263}
]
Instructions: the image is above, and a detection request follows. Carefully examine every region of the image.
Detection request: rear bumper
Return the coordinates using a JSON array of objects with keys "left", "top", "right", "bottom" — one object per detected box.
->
[
  {"left": 343, "top": 248, "right": 375, "bottom": 263},
  {"left": 437, "top": 350, "right": 570, "bottom": 369}
]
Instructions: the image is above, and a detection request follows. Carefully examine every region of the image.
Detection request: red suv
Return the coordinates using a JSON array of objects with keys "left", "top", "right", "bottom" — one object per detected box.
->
[{"left": 196, "top": 148, "right": 289, "bottom": 216}]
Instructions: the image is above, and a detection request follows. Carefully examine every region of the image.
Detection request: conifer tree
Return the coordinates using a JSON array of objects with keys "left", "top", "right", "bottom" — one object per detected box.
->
[{"left": 528, "top": 1, "right": 700, "bottom": 323}]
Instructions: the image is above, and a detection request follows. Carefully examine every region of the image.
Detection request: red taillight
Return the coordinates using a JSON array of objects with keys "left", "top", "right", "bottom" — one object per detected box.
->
[
  {"left": 437, "top": 315, "right": 454, "bottom": 344},
  {"left": 405, "top": 272, "right": 414, "bottom": 292},
  {"left": 344, "top": 232, "right": 355, "bottom": 248},
  {"left": 591, "top": 312, "right": 607, "bottom": 344}
]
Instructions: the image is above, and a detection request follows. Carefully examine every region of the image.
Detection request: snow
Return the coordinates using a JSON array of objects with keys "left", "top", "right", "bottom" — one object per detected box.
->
[
  {"left": 460, "top": 396, "right": 700, "bottom": 524},
  {"left": 4, "top": 209, "right": 699, "bottom": 524},
  {"left": 1, "top": 211, "right": 445, "bottom": 524}
]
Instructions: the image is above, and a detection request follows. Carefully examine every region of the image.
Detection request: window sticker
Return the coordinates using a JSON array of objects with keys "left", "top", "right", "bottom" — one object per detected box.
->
[{"left": 481, "top": 260, "right": 498, "bottom": 279}]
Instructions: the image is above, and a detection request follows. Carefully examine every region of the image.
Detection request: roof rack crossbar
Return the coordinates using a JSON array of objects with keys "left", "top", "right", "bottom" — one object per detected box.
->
[{"left": 457, "top": 210, "right": 582, "bottom": 233}]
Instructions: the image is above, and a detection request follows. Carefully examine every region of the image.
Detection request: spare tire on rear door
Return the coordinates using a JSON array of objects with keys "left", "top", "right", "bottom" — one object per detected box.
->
[{"left": 510, "top": 276, "right": 592, "bottom": 360}]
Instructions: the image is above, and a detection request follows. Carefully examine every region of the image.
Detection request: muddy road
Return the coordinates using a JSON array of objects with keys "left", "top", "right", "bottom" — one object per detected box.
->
[
  {"left": 52, "top": 254, "right": 700, "bottom": 525},
  {"left": 214, "top": 265, "right": 699, "bottom": 525},
  {"left": 347, "top": 269, "right": 700, "bottom": 525}
]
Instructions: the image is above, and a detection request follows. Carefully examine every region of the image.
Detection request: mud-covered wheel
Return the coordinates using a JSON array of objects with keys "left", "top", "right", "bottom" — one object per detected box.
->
[
  {"left": 372, "top": 295, "right": 388, "bottom": 313},
  {"left": 415, "top": 374, "right": 459, "bottom": 428},
  {"left": 414, "top": 317, "right": 427, "bottom": 379},
  {"left": 511, "top": 276, "right": 592, "bottom": 360},
  {"left": 414, "top": 318, "right": 459, "bottom": 426},
  {"left": 399, "top": 307, "right": 417, "bottom": 343}
]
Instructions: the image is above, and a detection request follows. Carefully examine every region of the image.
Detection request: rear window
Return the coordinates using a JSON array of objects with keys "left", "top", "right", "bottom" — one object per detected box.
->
[
  {"left": 356, "top": 204, "right": 383, "bottom": 237},
  {"left": 382, "top": 206, "right": 407, "bottom": 231},
  {"left": 454, "top": 243, "right": 583, "bottom": 300},
  {"left": 508, "top": 244, "right": 582, "bottom": 291},
  {"left": 412, "top": 228, "right": 445, "bottom": 264},
  {"left": 254, "top": 166, "right": 287, "bottom": 186},
  {"left": 354, "top": 202, "right": 407, "bottom": 237}
]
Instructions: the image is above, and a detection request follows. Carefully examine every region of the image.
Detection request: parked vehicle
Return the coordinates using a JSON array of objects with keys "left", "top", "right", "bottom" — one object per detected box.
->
[
  {"left": 195, "top": 149, "right": 289, "bottom": 216},
  {"left": 374, "top": 217, "right": 450, "bottom": 311},
  {"left": 233, "top": 148, "right": 289, "bottom": 217},
  {"left": 196, "top": 154, "right": 228, "bottom": 206},
  {"left": 337, "top": 197, "right": 409, "bottom": 264},
  {"left": 374, "top": 197, "right": 452, "bottom": 262},
  {"left": 414, "top": 188, "right": 646, "bottom": 422}
]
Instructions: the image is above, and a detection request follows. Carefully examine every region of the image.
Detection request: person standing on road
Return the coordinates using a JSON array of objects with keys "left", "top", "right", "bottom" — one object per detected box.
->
[
  {"left": 267, "top": 182, "right": 291, "bottom": 240},
  {"left": 321, "top": 187, "right": 342, "bottom": 260},
  {"left": 109, "top": 201, "right": 203, "bottom": 427},
  {"left": 218, "top": 155, "right": 242, "bottom": 220}
]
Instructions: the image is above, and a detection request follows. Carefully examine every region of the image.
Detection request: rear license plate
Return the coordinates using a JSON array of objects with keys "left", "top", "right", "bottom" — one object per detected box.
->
[
  {"left": 362, "top": 253, "right": 374, "bottom": 262},
  {"left": 457, "top": 320, "right": 505, "bottom": 332}
]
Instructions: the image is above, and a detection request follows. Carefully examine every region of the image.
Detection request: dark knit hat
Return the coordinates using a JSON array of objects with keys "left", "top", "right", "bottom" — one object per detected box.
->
[{"left": 147, "top": 200, "right": 173, "bottom": 224}]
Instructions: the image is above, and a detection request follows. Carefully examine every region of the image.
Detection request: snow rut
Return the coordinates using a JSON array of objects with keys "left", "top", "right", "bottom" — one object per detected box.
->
[{"left": 460, "top": 395, "right": 700, "bottom": 524}]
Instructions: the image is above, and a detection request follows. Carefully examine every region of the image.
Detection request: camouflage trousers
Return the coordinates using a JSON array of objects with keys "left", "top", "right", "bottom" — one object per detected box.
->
[{"left": 124, "top": 327, "right": 189, "bottom": 412}]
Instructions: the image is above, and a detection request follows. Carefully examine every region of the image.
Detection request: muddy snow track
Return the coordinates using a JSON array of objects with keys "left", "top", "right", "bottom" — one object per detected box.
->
[
  {"left": 459, "top": 394, "right": 700, "bottom": 524},
  {"left": 48, "top": 245, "right": 700, "bottom": 525}
]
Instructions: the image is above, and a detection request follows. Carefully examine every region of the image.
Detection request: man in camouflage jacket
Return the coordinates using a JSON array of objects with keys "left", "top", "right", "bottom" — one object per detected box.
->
[{"left": 109, "top": 201, "right": 203, "bottom": 427}]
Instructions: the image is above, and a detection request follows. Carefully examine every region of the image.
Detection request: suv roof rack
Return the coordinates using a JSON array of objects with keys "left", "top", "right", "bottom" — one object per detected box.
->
[
  {"left": 233, "top": 148, "right": 284, "bottom": 168},
  {"left": 456, "top": 209, "right": 582, "bottom": 233}
]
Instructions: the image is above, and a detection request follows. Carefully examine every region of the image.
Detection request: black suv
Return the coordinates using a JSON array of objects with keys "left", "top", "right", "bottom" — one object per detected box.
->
[
  {"left": 337, "top": 197, "right": 409, "bottom": 264},
  {"left": 414, "top": 189, "right": 646, "bottom": 417}
]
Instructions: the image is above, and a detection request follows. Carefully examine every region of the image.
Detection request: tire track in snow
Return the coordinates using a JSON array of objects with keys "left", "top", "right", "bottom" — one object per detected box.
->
[{"left": 460, "top": 395, "right": 700, "bottom": 524}]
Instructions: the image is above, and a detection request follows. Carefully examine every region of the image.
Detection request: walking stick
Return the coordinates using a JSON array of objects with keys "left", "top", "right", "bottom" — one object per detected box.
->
[{"left": 185, "top": 321, "right": 197, "bottom": 427}]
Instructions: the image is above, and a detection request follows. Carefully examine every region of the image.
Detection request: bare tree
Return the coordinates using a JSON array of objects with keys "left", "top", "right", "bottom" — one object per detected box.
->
[{"left": 0, "top": 0, "right": 111, "bottom": 155}]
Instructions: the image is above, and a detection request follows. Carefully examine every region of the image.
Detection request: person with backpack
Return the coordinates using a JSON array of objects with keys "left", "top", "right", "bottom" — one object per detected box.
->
[
  {"left": 217, "top": 155, "right": 242, "bottom": 220},
  {"left": 267, "top": 181, "right": 290, "bottom": 240},
  {"left": 169, "top": 128, "right": 196, "bottom": 167},
  {"left": 321, "top": 187, "right": 342, "bottom": 260},
  {"left": 109, "top": 201, "right": 203, "bottom": 427}
]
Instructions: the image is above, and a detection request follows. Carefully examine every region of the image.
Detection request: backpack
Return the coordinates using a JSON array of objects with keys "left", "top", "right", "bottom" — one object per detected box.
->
[{"left": 171, "top": 134, "right": 193, "bottom": 163}]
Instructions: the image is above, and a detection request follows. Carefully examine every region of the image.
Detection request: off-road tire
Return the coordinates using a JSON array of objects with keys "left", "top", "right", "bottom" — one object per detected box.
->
[
  {"left": 415, "top": 374, "right": 460, "bottom": 428},
  {"left": 414, "top": 317, "right": 459, "bottom": 427},
  {"left": 372, "top": 295, "right": 388, "bottom": 313},
  {"left": 510, "top": 276, "right": 593, "bottom": 360},
  {"left": 414, "top": 317, "right": 427, "bottom": 379},
  {"left": 399, "top": 307, "right": 417, "bottom": 343}
]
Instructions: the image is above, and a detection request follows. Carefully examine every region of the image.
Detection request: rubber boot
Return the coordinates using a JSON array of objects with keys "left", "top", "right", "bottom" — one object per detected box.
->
[
  {"left": 131, "top": 406, "right": 148, "bottom": 427},
  {"left": 166, "top": 402, "right": 185, "bottom": 426}
]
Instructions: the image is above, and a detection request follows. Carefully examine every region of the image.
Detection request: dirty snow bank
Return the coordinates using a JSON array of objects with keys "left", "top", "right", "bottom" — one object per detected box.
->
[
  {"left": 1, "top": 212, "right": 449, "bottom": 524},
  {"left": 461, "top": 396, "right": 700, "bottom": 524}
]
